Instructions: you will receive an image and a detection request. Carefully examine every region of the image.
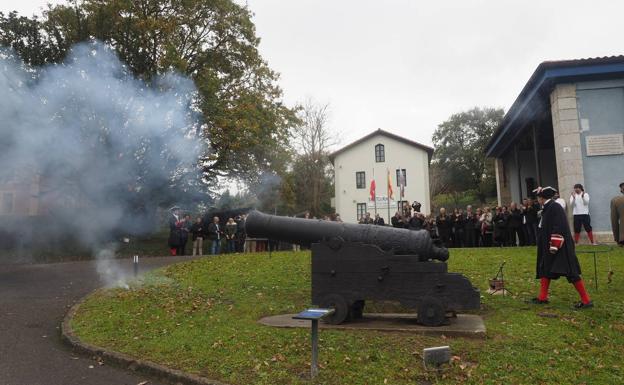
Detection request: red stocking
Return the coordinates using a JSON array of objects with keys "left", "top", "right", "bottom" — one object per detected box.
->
[
  {"left": 170, "top": 248, "right": 177, "bottom": 256},
  {"left": 574, "top": 233, "right": 580, "bottom": 244},
  {"left": 538, "top": 278, "right": 550, "bottom": 301},
  {"left": 588, "top": 231, "right": 595, "bottom": 244},
  {"left": 573, "top": 280, "right": 591, "bottom": 304}
]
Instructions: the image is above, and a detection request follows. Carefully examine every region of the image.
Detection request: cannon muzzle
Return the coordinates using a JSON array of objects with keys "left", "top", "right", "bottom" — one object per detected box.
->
[{"left": 245, "top": 210, "right": 448, "bottom": 261}]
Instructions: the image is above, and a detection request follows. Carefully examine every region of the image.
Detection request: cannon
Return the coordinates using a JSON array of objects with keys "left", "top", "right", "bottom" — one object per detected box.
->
[{"left": 245, "top": 210, "right": 480, "bottom": 326}]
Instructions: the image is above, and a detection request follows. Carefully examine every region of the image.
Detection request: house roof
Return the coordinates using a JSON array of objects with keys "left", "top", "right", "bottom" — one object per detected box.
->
[
  {"left": 486, "top": 55, "right": 624, "bottom": 158},
  {"left": 329, "top": 128, "right": 434, "bottom": 163}
]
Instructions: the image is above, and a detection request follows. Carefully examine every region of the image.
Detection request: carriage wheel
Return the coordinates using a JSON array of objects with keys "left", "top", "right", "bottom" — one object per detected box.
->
[{"left": 320, "top": 294, "right": 350, "bottom": 325}]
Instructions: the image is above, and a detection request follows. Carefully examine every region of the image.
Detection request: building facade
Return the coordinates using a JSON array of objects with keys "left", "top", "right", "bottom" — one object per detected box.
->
[
  {"left": 486, "top": 56, "right": 624, "bottom": 242},
  {"left": 330, "top": 129, "right": 433, "bottom": 224}
]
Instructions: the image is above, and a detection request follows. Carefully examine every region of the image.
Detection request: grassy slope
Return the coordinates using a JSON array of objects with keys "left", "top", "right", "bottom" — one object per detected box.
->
[{"left": 72, "top": 246, "right": 624, "bottom": 385}]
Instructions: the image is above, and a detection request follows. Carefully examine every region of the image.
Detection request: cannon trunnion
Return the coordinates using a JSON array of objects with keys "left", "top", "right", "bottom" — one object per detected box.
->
[
  {"left": 312, "top": 240, "right": 480, "bottom": 326},
  {"left": 244, "top": 210, "right": 481, "bottom": 326}
]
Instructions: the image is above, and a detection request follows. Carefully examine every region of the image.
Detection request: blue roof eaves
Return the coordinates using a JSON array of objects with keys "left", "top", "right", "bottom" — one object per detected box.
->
[{"left": 486, "top": 62, "right": 624, "bottom": 158}]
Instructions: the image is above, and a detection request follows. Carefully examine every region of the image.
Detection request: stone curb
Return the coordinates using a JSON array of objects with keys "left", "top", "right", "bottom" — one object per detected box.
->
[{"left": 61, "top": 290, "right": 229, "bottom": 385}]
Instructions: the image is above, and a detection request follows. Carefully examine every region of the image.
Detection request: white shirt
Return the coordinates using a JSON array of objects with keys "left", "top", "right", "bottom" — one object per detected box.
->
[
  {"left": 555, "top": 198, "right": 566, "bottom": 209},
  {"left": 569, "top": 192, "right": 590, "bottom": 215}
]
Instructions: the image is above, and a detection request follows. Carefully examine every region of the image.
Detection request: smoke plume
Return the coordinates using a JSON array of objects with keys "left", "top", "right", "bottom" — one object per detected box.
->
[{"left": 0, "top": 41, "right": 201, "bottom": 283}]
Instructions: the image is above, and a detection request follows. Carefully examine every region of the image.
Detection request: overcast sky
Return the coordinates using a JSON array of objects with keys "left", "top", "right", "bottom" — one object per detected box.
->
[{"left": 4, "top": 0, "right": 624, "bottom": 149}]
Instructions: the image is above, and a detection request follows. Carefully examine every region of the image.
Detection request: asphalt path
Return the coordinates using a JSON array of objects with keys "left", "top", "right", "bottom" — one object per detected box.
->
[{"left": 0, "top": 256, "right": 195, "bottom": 385}]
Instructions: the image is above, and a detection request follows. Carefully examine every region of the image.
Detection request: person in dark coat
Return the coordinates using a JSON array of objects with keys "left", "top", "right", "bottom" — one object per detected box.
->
[
  {"left": 493, "top": 206, "right": 509, "bottom": 247},
  {"left": 391, "top": 211, "right": 404, "bottom": 228},
  {"left": 507, "top": 202, "right": 524, "bottom": 246},
  {"left": 452, "top": 208, "right": 464, "bottom": 248},
  {"left": 436, "top": 208, "right": 452, "bottom": 248},
  {"left": 373, "top": 213, "right": 385, "bottom": 226},
  {"left": 463, "top": 205, "right": 477, "bottom": 247},
  {"left": 167, "top": 207, "right": 183, "bottom": 256},
  {"left": 530, "top": 187, "right": 593, "bottom": 308},
  {"left": 178, "top": 214, "right": 192, "bottom": 256},
  {"left": 207, "top": 216, "right": 223, "bottom": 255}
]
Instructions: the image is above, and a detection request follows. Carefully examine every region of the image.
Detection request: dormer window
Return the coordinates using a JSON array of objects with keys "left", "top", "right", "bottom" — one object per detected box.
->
[{"left": 375, "top": 144, "right": 385, "bottom": 162}]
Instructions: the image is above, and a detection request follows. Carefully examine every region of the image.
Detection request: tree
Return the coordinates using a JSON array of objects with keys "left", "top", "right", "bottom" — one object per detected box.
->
[
  {"left": 431, "top": 107, "right": 503, "bottom": 203},
  {"left": 290, "top": 99, "right": 337, "bottom": 216},
  {"left": 1, "top": 0, "right": 297, "bottom": 185}
]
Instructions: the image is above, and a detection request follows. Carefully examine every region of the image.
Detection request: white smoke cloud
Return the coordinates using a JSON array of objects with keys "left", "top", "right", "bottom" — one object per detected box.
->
[{"left": 0, "top": 41, "right": 202, "bottom": 283}]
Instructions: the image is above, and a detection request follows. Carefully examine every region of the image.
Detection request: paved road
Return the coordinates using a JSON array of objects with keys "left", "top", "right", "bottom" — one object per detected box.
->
[{"left": 1, "top": 256, "right": 194, "bottom": 385}]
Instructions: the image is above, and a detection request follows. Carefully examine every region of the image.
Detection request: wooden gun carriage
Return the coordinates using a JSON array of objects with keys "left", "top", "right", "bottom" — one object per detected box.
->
[{"left": 245, "top": 210, "right": 480, "bottom": 326}]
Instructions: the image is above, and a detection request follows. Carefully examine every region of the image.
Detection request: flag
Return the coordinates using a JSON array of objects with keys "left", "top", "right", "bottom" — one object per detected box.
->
[
  {"left": 387, "top": 169, "right": 394, "bottom": 200},
  {"left": 369, "top": 179, "right": 376, "bottom": 201}
]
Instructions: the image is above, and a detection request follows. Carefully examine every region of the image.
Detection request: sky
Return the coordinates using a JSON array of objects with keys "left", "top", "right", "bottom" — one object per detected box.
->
[{"left": 4, "top": 0, "right": 624, "bottom": 150}]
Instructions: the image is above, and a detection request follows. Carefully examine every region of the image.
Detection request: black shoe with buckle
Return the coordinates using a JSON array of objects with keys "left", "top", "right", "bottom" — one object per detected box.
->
[
  {"left": 528, "top": 297, "right": 549, "bottom": 304},
  {"left": 573, "top": 301, "right": 594, "bottom": 309}
]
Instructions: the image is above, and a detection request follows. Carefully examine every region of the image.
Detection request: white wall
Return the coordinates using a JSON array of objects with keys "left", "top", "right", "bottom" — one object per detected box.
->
[{"left": 333, "top": 133, "right": 430, "bottom": 223}]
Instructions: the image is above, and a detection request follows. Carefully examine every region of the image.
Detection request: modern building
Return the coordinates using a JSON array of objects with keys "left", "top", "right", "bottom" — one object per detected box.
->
[
  {"left": 486, "top": 56, "right": 624, "bottom": 242},
  {"left": 330, "top": 129, "right": 433, "bottom": 224}
]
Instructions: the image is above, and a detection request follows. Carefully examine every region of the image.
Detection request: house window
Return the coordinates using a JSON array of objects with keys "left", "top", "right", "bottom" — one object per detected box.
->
[
  {"left": 396, "top": 169, "right": 407, "bottom": 187},
  {"left": 375, "top": 144, "right": 385, "bottom": 162},
  {"left": 356, "top": 203, "right": 367, "bottom": 221},
  {"left": 355, "top": 171, "right": 366, "bottom": 189},
  {"left": 1, "top": 192, "right": 14, "bottom": 214}
]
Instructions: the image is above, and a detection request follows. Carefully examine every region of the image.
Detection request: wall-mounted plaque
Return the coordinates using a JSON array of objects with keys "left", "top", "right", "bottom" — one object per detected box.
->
[{"left": 585, "top": 134, "right": 624, "bottom": 156}]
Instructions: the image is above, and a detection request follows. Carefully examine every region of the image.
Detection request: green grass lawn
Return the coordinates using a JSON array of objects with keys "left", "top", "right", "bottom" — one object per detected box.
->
[{"left": 71, "top": 246, "right": 624, "bottom": 385}]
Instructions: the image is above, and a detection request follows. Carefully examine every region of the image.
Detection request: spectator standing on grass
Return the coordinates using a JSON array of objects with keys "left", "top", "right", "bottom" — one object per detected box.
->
[
  {"left": 178, "top": 214, "right": 192, "bottom": 256},
  {"left": 452, "top": 208, "right": 464, "bottom": 247},
  {"left": 463, "top": 205, "right": 477, "bottom": 247},
  {"left": 524, "top": 198, "right": 539, "bottom": 245},
  {"left": 569, "top": 184, "right": 597, "bottom": 245},
  {"left": 480, "top": 207, "right": 493, "bottom": 247},
  {"left": 611, "top": 182, "right": 624, "bottom": 246},
  {"left": 191, "top": 216, "right": 205, "bottom": 256},
  {"left": 373, "top": 213, "right": 385, "bottom": 226},
  {"left": 167, "top": 206, "right": 183, "bottom": 256},
  {"left": 493, "top": 207, "right": 508, "bottom": 247},
  {"left": 408, "top": 209, "right": 425, "bottom": 230},
  {"left": 207, "top": 216, "right": 222, "bottom": 255},
  {"left": 225, "top": 217, "right": 237, "bottom": 253},
  {"left": 436, "top": 208, "right": 452, "bottom": 248},
  {"left": 508, "top": 202, "right": 524, "bottom": 246}
]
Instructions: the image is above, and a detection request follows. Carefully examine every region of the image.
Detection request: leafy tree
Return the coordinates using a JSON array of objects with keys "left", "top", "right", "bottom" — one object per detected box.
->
[
  {"left": 1, "top": 0, "right": 296, "bottom": 185},
  {"left": 432, "top": 107, "right": 503, "bottom": 203}
]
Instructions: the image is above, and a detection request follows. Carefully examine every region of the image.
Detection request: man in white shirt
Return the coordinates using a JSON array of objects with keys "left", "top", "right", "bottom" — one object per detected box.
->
[{"left": 569, "top": 183, "right": 596, "bottom": 245}]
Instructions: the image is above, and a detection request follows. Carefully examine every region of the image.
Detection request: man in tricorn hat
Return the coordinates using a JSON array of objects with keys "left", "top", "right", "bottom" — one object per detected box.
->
[{"left": 530, "top": 187, "right": 593, "bottom": 308}]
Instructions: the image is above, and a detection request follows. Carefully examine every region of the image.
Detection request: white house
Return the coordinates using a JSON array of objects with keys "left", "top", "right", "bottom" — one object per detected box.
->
[{"left": 330, "top": 129, "right": 433, "bottom": 224}]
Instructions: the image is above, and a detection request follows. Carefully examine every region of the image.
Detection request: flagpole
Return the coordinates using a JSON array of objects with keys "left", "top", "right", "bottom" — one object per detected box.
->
[{"left": 387, "top": 168, "right": 391, "bottom": 225}]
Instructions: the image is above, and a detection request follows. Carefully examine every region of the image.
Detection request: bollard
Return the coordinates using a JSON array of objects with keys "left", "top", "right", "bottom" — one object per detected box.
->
[{"left": 133, "top": 255, "right": 139, "bottom": 277}]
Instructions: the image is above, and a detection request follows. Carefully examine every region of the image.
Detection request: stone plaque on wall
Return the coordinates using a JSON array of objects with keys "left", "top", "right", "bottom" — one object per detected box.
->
[{"left": 585, "top": 134, "right": 624, "bottom": 156}]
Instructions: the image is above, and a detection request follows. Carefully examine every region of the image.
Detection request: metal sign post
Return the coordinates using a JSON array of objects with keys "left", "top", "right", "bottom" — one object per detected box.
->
[{"left": 293, "top": 308, "right": 335, "bottom": 378}]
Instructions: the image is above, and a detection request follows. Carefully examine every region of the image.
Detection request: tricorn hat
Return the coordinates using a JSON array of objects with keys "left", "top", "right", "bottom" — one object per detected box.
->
[
  {"left": 533, "top": 186, "right": 557, "bottom": 199},
  {"left": 169, "top": 205, "right": 181, "bottom": 212}
]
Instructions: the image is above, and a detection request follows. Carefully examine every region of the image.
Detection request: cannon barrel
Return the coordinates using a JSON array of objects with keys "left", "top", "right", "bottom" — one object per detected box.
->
[{"left": 245, "top": 210, "right": 448, "bottom": 261}]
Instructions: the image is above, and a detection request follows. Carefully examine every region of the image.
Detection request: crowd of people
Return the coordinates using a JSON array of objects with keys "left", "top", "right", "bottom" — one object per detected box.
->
[
  {"left": 362, "top": 183, "right": 616, "bottom": 249},
  {"left": 166, "top": 182, "right": 624, "bottom": 254},
  {"left": 167, "top": 207, "right": 248, "bottom": 256}
]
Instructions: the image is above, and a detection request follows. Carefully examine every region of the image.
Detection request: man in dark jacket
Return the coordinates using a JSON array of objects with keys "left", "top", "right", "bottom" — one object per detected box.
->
[
  {"left": 463, "top": 205, "right": 477, "bottom": 247},
  {"left": 167, "top": 207, "right": 182, "bottom": 255},
  {"left": 207, "top": 216, "right": 223, "bottom": 255},
  {"left": 530, "top": 187, "right": 593, "bottom": 308},
  {"left": 508, "top": 202, "right": 524, "bottom": 246},
  {"left": 436, "top": 208, "right": 452, "bottom": 248},
  {"left": 373, "top": 213, "right": 385, "bottom": 226}
]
